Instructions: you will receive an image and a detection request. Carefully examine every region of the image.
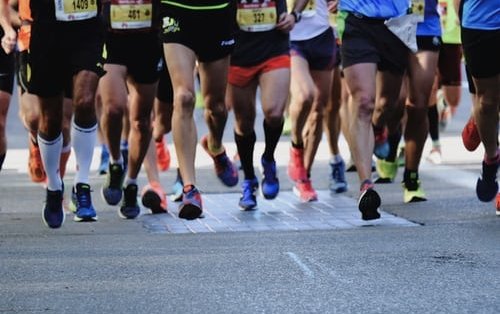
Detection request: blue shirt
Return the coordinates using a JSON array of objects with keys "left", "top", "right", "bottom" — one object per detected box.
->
[
  {"left": 417, "top": 0, "right": 441, "bottom": 36},
  {"left": 339, "top": 0, "right": 409, "bottom": 19},
  {"left": 462, "top": 0, "right": 500, "bottom": 30}
]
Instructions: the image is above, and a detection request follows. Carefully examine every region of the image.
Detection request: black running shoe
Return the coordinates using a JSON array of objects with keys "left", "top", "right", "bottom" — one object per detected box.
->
[
  {"left": 43, "top": 188, "right": 64, "bottom": 229},
  {"left": 119, "top": 183, "right": 140, "bottom": 219}
]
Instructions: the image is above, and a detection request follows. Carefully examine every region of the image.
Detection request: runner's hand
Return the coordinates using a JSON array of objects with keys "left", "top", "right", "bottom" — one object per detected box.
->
[
  {"left": 1, "top": 27, "right": 16, "bottom": 54},
  {"left": 276, "top": 12, "right": 295, "bottom": 33},
  {"left": 327, "top": 0, "right": 338, "bottom": 13}
]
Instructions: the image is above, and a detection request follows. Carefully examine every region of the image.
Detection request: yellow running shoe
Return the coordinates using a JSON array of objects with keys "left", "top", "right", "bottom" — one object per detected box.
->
[
  {"left": 375, "top": 159, "right": 398, "bottom": 183},
  {"left": 403, "top": 181, "right": 427, "bottom": 203}
]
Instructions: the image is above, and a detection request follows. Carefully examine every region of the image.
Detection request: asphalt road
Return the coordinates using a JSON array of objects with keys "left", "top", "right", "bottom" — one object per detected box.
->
[{"left": 1, "top": 84, "right": 499, "bottom": 313}]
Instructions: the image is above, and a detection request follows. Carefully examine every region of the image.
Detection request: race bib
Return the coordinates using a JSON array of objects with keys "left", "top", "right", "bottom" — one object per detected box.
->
[
  {"left": 411, "top": 0, "right": 425, "bottom": 22},
  {"left": 237, "top": 0, "right": 277, "bottom": 32},
  {"left": 110, "top": 0, "right": 153, "bottom": 29},
  {"left": 54, "top": 0, "right": 98, "bottom": 21}
]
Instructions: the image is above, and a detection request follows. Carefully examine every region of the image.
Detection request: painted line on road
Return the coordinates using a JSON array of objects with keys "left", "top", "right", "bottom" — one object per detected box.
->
[{"left": 286, "top": 252, "right": 314, "bottom": 278}]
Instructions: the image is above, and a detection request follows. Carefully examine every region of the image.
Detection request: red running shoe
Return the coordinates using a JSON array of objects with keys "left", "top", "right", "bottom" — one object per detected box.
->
[
  {"left": 462, "top": 116, "right": 481, "bottom": 152},
  {"left": 288, "top": 146, "right": 307, "bottom": 182},
  {"left": 156, "top": 138, "right": 171, "bottom": 172}
]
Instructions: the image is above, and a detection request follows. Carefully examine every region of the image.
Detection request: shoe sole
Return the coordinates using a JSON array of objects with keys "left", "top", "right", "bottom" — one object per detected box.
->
[
  {"left": 292, "top": 186, "right": 318, "bottom": 202},
  {"left": 178, "top": 203, "right": 202, "bottom": 220},
  {"left": 239, "top": 203, "right": 257, "bottom": 211},
  {"left": 73, "top": 215, "right": 98, "bottom": 222},
  {"left": 142, "top": 190, "right": 167, "bottom": 214},
  {"left": 118, "top": 207, "right": 140, "bottom": 219},
  {"left": 42, "top": 211, "right": 65, "bottom": 229},
  {"left": 358, "top": 189, "right": 381, "bottom": 220}
]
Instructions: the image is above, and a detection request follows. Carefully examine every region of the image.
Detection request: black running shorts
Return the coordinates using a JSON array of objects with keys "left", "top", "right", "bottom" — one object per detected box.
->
[
  {"left": 28, "top": 19, "right": 105, "bottom": 97},
  {"left": 461, "top": 27, "right": 500, "bottom": 79},
  {"left": 159, "top": 1, "right": 236, "bottom": 62},
  {"left": 340, "top": 12, "right": 409, "bottom": 75},
  {"left": 104, "top": 31, "right": 162, "bottom": 84}
]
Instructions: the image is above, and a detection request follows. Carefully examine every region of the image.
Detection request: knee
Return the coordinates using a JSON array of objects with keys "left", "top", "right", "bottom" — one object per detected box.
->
[
  {"left": 174, "top": 90, "right": 195, "bottom": 117},
  {"left": 355, "top": 94, "right": 375, "bottom": 120},
  {"left": 130, "top": 116, "right": 152, "bottom": 135}
]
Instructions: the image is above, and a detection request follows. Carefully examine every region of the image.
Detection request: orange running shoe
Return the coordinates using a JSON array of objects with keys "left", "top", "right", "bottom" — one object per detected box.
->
[
  {"left": 28, "top": 140, "right": 46, "bottom": 183},
  {"left": 287, "top": 146, "right": 307, "bottom": 182},
  {"left": 156, "top": 138, "right": 171, "bottom": 172},
  {"left": 462, "top": 116, "right": 481, "bottom": 152},
  {"left": 59, "top": 149, "right": 71, "bottom": 179},
  {"left": 293, "top": 179, "right": 318, "bottom": 202},
  {"left": 141, "top": 181, "right": 168, "bottom": 214}
]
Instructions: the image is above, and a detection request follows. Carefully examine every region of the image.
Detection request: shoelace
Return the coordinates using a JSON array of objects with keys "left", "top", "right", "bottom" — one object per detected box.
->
[{"left": 77, "top": 188, "right": 91, "bottom": 209}]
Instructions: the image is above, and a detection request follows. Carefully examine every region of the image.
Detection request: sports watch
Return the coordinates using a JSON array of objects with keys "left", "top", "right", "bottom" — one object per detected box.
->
[{"left": 291, "top": 11, "right": 302, "bottom": 23}]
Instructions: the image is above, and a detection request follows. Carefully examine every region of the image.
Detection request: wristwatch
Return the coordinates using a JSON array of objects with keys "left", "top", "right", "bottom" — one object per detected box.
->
[{"left": 291, "top": 11, "right": 302, "bottom": 23}]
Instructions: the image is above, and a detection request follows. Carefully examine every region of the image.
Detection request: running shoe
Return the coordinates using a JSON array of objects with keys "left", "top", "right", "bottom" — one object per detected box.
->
[
  {"left": 200, "top": 135, "right": 238, "bottom": 187},
  {"left": 373, "top": 127, "right": 389, "bottom": 159},
  {"left": 42, "top": 188, "right": 64, "bottom": 228},
  {"left": 119, "top": 183, "right": 141, "bottom": 219},
  {"left": 101, "top": 163, "right": 125, "bottom": 205},
  {"left": 293, "top": 179, "right": 318, "bottom": 202},
  {"left": 178, "top": 186, "right": 203, "bottom": 220},
  {"left": 403, "top": 180, "right": 427, "bottom": 203},
  {"left": 239, "top": 178, "right": 258, "bottom": 211},
  {"left": 261, "top": 157, "right": 279, "bottom": 199},
  {"left": 141, "top": 181, "right": 168, "bottom": 214},
  {"left": 375, "top": 159, "right": 398, "bottom": 183},
  {"left": 170, "top": 168, "right": 184, "bottom": 202},
  {"left": 28, "top": 140, "right": 46, "bottom": 183},
  {"left": 329, "top": 158, "right": 348, "bottom": 193},
  {"left": 495, "top": 193, "right": 500, "bottom": 216},
  {"left": 358, "top": 180, "right": 381, "bottom": 221},
  {"left": 288, "top": 146, "right": 307, "bottom": 182},
  {"left": 461, "top": 116, "right": 481, "bottom": 152},
  {"left": 426, "top": 146, "right": 442, "bottom": 165},
  {"left": 156, "top": 138, "right": 170, "bottom": 172},
  {"left": 476, "top": 158, "right": 499, "bottom": 202},
  {"left": 98, "top": 144, "right": 109, "bottom": 175},
  {"left": 73, "top": 183, "right": 98, "bottom": 222}
]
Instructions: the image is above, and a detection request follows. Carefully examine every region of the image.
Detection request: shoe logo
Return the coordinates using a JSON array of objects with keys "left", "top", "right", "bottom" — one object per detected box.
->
[
  {"left": 162, "top": 16, "right": 180, "bottom": 34},
  {"left": 220, "top": 39, "right": 235, "bottom": 47}
]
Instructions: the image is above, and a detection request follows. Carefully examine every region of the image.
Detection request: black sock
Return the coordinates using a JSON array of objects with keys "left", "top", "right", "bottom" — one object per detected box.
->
[
  {"left": 262, "top": 118, "right": 284, "bottom": 162},
  {"left": 428, "top": 105, "right": 439, "bottom": 142},
  {"left": 386, "top": 128, "right": 402, "bottom": 162},
  {"left": 403, "top": 168, "right": 419, "bottom": 190},
  {"left": 235, "top": 131, "right": 256, "bottom": 180},
  {"left": 0, "top": 153, "right": 5, "bottom": 171}
]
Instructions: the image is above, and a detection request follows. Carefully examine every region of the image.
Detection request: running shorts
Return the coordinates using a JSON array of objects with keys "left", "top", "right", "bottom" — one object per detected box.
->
[
  {"left": 340, "top": 12, "right": 409, "bottom": 75},
  {"left": 28, "top": 18, "right": 105, "bottom": 97},
  {"left": 104, "top": 31, "right": 162, "bottom": 84},
  {"left": 228, "top": 54, "right": 290, "bottom": 88},
  {"left": 290, "top": 27, "right": 336, "bottom": 71},
  {"left": 461, "top": 27, "right": 500, "bottom": 79},
  {"left": 438, "top": 43, "right": 463, "bottom": 86}
]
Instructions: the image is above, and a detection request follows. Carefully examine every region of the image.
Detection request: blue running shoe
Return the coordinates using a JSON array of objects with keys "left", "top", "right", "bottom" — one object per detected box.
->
[
  {"left": 98, "top": 144, "right": 110, "bottom": 175},
  {"left": 43, "top": 188, "right": 65, "bottom": 228},
  {"left": 201, "top": 135, "right": 238, "bottom": 187},
  {"left": 239, "top": 178, "right": 258, "bottom": 211},
  {"left": 329, "top": 158, "right": 348, "bottom": 193},
  {"left": 261, "top": 157, "right": 279, "bottom": 199},
  {"left": 178, "top": 186, "right": 203, "bottom": 220},
  {"left": 476, "top": 160, "right": 498, "bottom": 202},
  {"left": 119, "top": 183, "right": 140, "bottom": 219},
  {"left": 101, "top": 163, "right": 125, "bottom": 205},
  {"left": 73, "top": 183, "right": 97, "bottom": 222}
]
